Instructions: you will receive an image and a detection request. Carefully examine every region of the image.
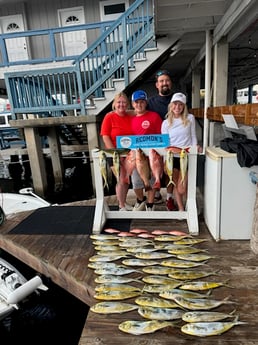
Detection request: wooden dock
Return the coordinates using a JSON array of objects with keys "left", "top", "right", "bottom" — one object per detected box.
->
[{"left": 0, "top": 190, "right": 257, "bottom": 344}]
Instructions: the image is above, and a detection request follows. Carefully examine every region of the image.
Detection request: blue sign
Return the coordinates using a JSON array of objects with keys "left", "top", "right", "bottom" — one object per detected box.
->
[{"left": 117, "top": 134, "right": 169, "bottom": 149}]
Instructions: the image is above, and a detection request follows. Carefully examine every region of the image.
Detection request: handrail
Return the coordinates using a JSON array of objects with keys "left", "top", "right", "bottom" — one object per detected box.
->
[
  {"left": 190, "top": 103, "right": 258, "bottom": 126},
  {"left": 4, "top": 0, "right": 155, "bottom": 118}
]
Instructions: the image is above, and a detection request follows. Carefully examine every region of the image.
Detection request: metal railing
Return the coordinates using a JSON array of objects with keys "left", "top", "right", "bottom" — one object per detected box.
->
[{"left": 4, "top": 0, "right": 155, "bottom": 118}]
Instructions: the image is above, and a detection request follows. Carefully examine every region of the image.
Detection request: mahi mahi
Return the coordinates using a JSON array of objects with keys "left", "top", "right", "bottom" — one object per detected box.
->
[
  {"left": 119, "top": 320, "right": 173, "bottom": 335},
  {"left": 90, "top": 301, "right": 139, "bottom": 314}
]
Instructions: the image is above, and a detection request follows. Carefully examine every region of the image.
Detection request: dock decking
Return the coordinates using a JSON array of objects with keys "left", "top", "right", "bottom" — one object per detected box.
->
[{"left": 0, "top": 190, "right": 257, "bottom": 344}]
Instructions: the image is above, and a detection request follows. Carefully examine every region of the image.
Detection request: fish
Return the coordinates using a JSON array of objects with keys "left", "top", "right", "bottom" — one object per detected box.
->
[
  {"left": 182, "top": 310, "right": 237, "bottom": 322},
  {"left": 112, "top": 150, "right": 120, "bottom": 182},
  {"left": 135, "top": 148, "right": 152, "bottom": 191},
  {"left": 151, "top": 230, "right": 170, "bottom": 235},
  {"left": 173, "top": 238, "right": 208, "bottom": 245},
  {"left": 166, "top": 146, "right": 190, "bottom": 154},
  {"left": 142, "top": 283, "right": 182, "bottom": 293},
  {"left": 176, "top": 254, "right": 215, "bottom": 262},
  {"left": 94, "top": 266, "right": 141, "bottom": 276},
  {"left": 94, "top": 245, "right": 121, "bottom": 251},
  {"left": 95, "top": 250, "right": 128, "bottom": 257},
  {"left": 134, "top": 252, "right": 174, "bottom": 260},
  {"left": 104, "top": 228, "right": 121, "bottom": 234},
  {"left": 142, "top": 265, "right": 180, "bottom": 275},
  {"left": 129, "top": 228, "right": 149, "bottom": 234},
  {"left": 149, "top": 149, "right": 164, "bottom": 189},
  {"left": 142, "top": 275, "right": 181, "bottom": 285},
  {"left": 94, "top": 290, "right": 142, "bottom": 300},
  {"left": 122, "top": 258, "right": 160, "bottom": 266},
  {"left": 159, "top": 289, "right": 211, "bottom": 300},
  {"left": 180, "top": 149, "right": 188, "bottom": 185},
  {"left": 164, "top": 150, "right": 176, "bottom": 187},
  {"left": 92, "top": 240, "right": 120, "bottom": 246},
  {"left": 173, "top": 295, "right": 235, "bottom": 310},
  {"left": 126, "top": 246, "right": 157, "bottom": 254},
  {"left": 88, "top": 262, "right": 120, "bottom": 269},
  {"left": 118, "top": 320, "right": 173, "bottom": 335},
  {"left": 137, "top": 233, "right": 156, "bottom": 238},
  {"left": 119, "top": 239, "right": 154, "bottom": 247},
  {"left": 99, "top": 150, "right": 109, "bottom": 189},
  {"left": 90, "top": 301, "right": 139, "bottom": 314},
  {"left": 161, "top": 259, "right": 207, "bottom": 268},
  {"left": 154, "top": 235, "right": 188, "bottom": 242},
  {"left": 122, "top": 149, "right": 136, "bottom": 184},
  {"left": 135, "top": 296, "right": 180, "bottom": 308},
  {"left": 95, "top": 275, "right": 142, "bottom": 284},
  {"left": 181, "top": 318, "right": 246, "bottom": 337},
  {"left": 167, "top": 247, "right": 207, "bottom": 255},
  {"left": 168, "top": 270, "right": 218, "bottom": 280},
  {"left": 179, "top": 280, "right": 233, "bottom": 291},
  {"left": 95, "top": 283, "right": 142, "bottom": 293},
  {"left": 138, "top": 306, "right": 185, "bottom": 320},
  {"left": 169, "top": 230, "right": 192, "bottom": 236},
  {"left": 90, "top": 234, "right": 118, "bottom": 241},
  {"left": 89, "top": 254, "right": 127, "bottom": 262}
]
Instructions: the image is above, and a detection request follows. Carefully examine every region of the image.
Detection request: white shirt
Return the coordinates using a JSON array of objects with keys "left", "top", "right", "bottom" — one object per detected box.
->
[{"left": 161, "top": 113, "right": 197, "bottom": 148}]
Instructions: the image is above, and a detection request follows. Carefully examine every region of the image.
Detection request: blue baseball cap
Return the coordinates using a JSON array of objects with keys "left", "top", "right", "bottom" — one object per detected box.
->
[{"left": 131, "top": 90, "right": 147, "bottom": 102}]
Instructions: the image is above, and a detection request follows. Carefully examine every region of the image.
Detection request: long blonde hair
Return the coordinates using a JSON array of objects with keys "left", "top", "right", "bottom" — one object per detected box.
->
[
  {"left": 112, "top": 92, "right": 130, "bottom": 110},
  {"left": 165, "top": 103, "right": 189, "bottom": 127}
]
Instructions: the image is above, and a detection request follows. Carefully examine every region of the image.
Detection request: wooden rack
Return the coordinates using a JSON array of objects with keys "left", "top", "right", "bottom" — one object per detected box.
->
[{"left": 91, "top": 147, "right": 199, "bottom": 235}]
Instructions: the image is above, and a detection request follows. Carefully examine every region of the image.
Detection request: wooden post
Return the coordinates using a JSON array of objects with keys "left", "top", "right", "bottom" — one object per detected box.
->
[
  {"left": 24, "top": 127, "right": 48, "bottom": 197},
  {"left": 250, "top": 184, "right": 258, "bottom": 254}
]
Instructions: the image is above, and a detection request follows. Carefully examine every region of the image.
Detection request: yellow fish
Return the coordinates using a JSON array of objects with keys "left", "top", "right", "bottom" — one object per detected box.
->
[
  {"left": 142, "top": 265, "right": 179, "bottom": 275},
  {"left": 95, "top": 283, "right": 141, "bottom": 293},
  {"left": 135, "top": 296, "right": 180, "bottom": 308},
  {"left": 168, "top": 247, "right": 207, "bottom": 255},
  {"left": 142, "top": 275, "right": 180, "bottom": 285},
  {"left": 159, "top": 289, "right": 211, "bottom": 300},
  {"left": 99, "top": 150, "right": 109, "bottom": 190},
  {"left": 173, "top": 295, "right": 235, "bottom": 310},
  {"left": 112, "top": 150, "right": 120, "bottom": 182},
  {"left": 122, "top": 258, "right": 160, "bottom": 266},
  {"left": 142, "top": 283, "right": 182, "bottom": 293},
  {"left": 182, "top": 310, "right": 237, "bottom": 322},
  {"left": 134, "top": 252, "right": 174, "bottom": 260},
  {"left": 161, "top": 258, "right": 206, "bottom": 268},
  {"left": 165, "top": 150, "right": 176, "bottom": 187},
  {"left": 179, "top": 280, "right": 233, "bottom": 291},
  {"left": 180, "top": 149, "right": 188, "bottom": 185},
  {"left": 90, "top": 301, "right": 138, "bottom": 314},
  {"left": 176, "top": 254, "right": 215, "bottom": 262},
  {"left": 181, "top": 318, "right": 246, "bottom": 337},
  {"left": 95, "top": 275, "right": 142, "bottom": 284},
  {"left": 119, "top": 320, "right": 173, "bottom": 335},
  {"left": 138, "top": 306, "right": 184, "bottom": 320},
  {"left": 168, "top": 270, "right": 218, "bottom": 280},
  {"left": 94, "top": 290, "right": 141, "bottom": 300}
]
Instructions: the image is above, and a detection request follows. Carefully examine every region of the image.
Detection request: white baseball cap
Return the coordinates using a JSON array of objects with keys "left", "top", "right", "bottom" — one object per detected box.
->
[{"left": 170, "top": 92, "right": 186, "bottom": 104}]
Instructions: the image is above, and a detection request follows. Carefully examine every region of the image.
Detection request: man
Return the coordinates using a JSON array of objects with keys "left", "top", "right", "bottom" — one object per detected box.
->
[
  {"left": 147, "top": 70, "right": 174, "bottom": 204},
  {"left": 147, "top": 70, "right": 173, "bottom": 120}
]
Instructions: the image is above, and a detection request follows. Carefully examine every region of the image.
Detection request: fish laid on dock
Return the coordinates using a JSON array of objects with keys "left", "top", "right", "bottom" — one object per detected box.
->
[
  {"left": 94, "top": 290, "right": 142, "bottom": 301},
  {"left": 168, "top": 270, "right": 218, "bottom": 280},
  {"left": 135, "top": 296, "right": 180, "bottom": 308},
  {"left": 159, "top": 289, "right": 211, "bottom": 301},
  {"left": 182, "top": 310, "right": 237, "bottom": 322},
  {"left": 138, "top": 306, "right": 184, "bottom": 321},
  {"left": 95, "top": 275, "right": 142, "bottom": 284},
  {"left": 181, "top": 318, "right": 246, "bottom": 337},
  {"left": 173, "top": 295, "right": 235, "bottom": 310},
  {"left": 95, "top": 283, "right": 142, "bottom": 293},
  {"left": 179, "top": 280, "right": 232, "bottom": 291},
  {"left": 90, "top": 301, "right": 139, "bottom": 314},
  {"left": 118, "top": 320, "right": 174, "bottom": 335}
]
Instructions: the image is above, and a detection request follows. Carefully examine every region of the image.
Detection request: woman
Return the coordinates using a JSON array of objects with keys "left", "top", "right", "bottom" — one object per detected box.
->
[
  {"left": 100, "top": 92, "right": 134, "bottom": 211},
  {"left": 131, "top": 90, "right": 162, "bottom": 211},
  {"left": 161, "top": 92, "right": 198, "bottom": 211}
]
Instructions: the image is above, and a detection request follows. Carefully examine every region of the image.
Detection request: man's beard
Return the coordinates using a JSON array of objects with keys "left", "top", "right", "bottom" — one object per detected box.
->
[{"left": 160, "top": 86, "right": 171, "bottom": 96}]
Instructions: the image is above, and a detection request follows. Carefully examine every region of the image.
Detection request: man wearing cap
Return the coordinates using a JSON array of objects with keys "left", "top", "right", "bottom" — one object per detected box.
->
[
  {"left": 131, "top": 90, "right": 162, "bottom": 211},
  {"left": 147, "top": 70, "right": 174, "bottom": 204},
  {"left": 147, "top": 70, "right": 173, "bottom": 120}
]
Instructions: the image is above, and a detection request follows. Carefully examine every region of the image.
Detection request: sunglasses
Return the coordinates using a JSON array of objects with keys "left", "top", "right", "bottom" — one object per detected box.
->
[{"left": 155, "top": 70, "right": 171, "bottom": 79}]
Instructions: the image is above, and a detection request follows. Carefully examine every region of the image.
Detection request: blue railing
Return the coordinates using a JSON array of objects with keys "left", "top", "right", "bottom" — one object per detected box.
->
[{"left": 4, "top": 0, "right": 155, "bottom": 118}]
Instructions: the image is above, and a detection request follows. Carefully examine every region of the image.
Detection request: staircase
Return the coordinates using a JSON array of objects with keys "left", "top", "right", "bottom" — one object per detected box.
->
[{"left": 4, "top": 0, "right": 174, "bottom": 121}]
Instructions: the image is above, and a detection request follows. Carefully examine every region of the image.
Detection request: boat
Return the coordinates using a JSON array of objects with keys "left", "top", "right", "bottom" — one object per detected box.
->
[
  {"left": 0, "top": 257, "right": 48, "bottom": 321},
  {"left": 0, "top": 187, "right": 52, "bottom": 218}
]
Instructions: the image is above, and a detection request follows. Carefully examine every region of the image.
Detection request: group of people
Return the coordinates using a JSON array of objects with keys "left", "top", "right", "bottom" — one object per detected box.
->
[{"left": 100, "top": 70, "right": 199, "bottom": 212}]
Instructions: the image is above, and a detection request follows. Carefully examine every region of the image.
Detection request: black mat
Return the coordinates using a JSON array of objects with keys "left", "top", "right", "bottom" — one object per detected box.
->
[{"left": 9, "top": 206, "right": 131, "bottom": 235}]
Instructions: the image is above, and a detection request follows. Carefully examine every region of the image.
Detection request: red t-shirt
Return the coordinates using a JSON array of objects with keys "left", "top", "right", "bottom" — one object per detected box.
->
[
  {"left": 131, "top": 111, "right": 162, "bottom": 135},
  {"left": 100, "top": 112, "right": 133, "bottom": 147}
]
